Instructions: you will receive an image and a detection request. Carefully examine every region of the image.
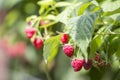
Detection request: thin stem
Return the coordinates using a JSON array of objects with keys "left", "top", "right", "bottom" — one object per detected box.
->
[
  {"left": 51, "top": 5, "right": 59, "bottom": 15},
  {"left": 95, "top": 32, "right": 120, "bottom": 35},
  {"left": 37, "top": 30, "right": 43, "bottom": 39},
  {"left": 45, "top": 63, "right": 52, "bottom": 80},
  {"left": 43, "top": 8, "right": 52, "bottom": 16},
  {"left": 44, "top": 27, "right": 48, "bottom": 35},
  {"left": 40, "top": 21, "right": 57, "bottom": 28}
]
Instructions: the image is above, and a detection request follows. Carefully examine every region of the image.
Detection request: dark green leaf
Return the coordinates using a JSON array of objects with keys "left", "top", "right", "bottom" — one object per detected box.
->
[
  {"left": 116, "top": 46, "right": 120, "bottom": 57},
  {"left": 108, "top": 36, "right": 120, "bottom": 56},
  {"left": 67, "top": 12, "right": 99, "bottom": 60}
]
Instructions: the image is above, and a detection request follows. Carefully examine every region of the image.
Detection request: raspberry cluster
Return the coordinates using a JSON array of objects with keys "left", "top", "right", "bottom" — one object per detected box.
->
[
  {"left": 94, "top": 53, "right": 110, "bottom": 68},
  {"left": 25, "top": 24, "right": 110, "bottom": 72},
  {"left": 71, "top": 59, "right": 92, "bottom": 72},
  {"left": 25, "top": 19, "right": 51, "bottom": 49},
  {"left": 60, "top": 33, "right": 93, "bottom": 72},
  {"left": 25, "top": 24, "right": 43, "bottom": 49},
  {"left": 60, "top": 33, "right": 74, "bottom": 57}
]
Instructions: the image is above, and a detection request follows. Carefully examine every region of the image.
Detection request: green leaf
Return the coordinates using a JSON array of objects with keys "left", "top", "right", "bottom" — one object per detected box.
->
[
  {"left": 44, "top": 15, "right": 56, "bottom": 20},
  {"left": 78, "top": 2, "right": 92, "bottom": 15},
  {"left": 108, "top": 36, "right": 120, "bottom": 56},
  {"left": 37, "top": 0, "right": 55, "bottom": 14},
  {"left": 38, "top": 0, "right": 55, "bottom": 6},
  {"left": 55, "top": 2, "right": 71, "bottom": 7},
  {"left": 89, "top": 27, "right": 105, "bottom": 59},
  {"left": 39, "top": 6, "right": 45, "bottom": 15},
  {"left": 67, "top": 12, "right": 98, "bottom": 60},
  {"left": 78, "top": 1, "right": 100, "bottom": 16},
  {"left": 116, "top": 46, "right": 120, "bottom": 57},
  {"left": 26, "top": 15, "right": 37, "bottom": 22},
  {"left": 110, "top": 13, "right": 120, "bottom": 22},
  {"left": 57, "top": 3, "right": 82, "bottom": 25},
  {"left": 101, "top": 0, "right": 120, "bottom": 12},
  {"left": 43, "top": 35, "right": 60, "bottom": 63},
  {"left": 103, "top": 8, "right": 120, "bottom": 16}
]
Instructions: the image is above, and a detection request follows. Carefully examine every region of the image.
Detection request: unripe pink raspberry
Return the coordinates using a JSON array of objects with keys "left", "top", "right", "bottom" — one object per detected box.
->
[
  {"left": 83, "top": 59, "right": 92, "bottom": 70},
  {"left": 97, "top": 61, "right": 105, "bottom": 67},
  {"left": 94, "top": 54, "right": 101, "bottom": 62},
  {"left": 63, "top": 44, "right": 74, "bottom": 57},
  {"left": 60, "top": 34, "right": 69, "bottom": 44},
  {"left": 33, "top": 38, "right": 43, "bottom": 49},
  {"left": 71, "top": 59, "right": 84, "bottom": 72},
  {"left": 25, "top": 27, "right": 36, "bottom": 38},
  {"left": 27, "top": 21, "right": 31, "bottom": 26},
  {"left": 40, "top": 20, "right": 49, "bottom": 26}
]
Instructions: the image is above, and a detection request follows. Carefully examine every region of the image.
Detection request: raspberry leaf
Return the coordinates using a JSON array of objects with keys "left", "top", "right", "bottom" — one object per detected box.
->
[
  {"left": 43, "top": 35, "right": 60, "bottom": 63},
  {"left": 101, "top": 0, "right": 120, "bottom": 12},
  {"left": 57, "top": 2, "right": 82, "bottom": 25},
  {"left": 89, "top": 27, "right": 105, "bottom": 59},
  {"left": 67, "top": 12, "right": 99, "bottom": 61}
]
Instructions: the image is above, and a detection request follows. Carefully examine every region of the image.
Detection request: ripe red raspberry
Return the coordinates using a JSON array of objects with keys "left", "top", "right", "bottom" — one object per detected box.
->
[
  {"left": 33, "top": 38, "right": 43, "bottom": 49},
  {"left": 60, "top": 34, "right": 69, "bottom": 44},
  {"left": 83, "top": 59, "right": 92, "bottom": 70},
  {"left": 25, "top": 27, "right": 36, "bottom": 38},
  {"left": 63, "top": 44, "right": 74, "bottom": 57},
  {"left": 71, "top": 59, "right": 84, "bottom": 72}
]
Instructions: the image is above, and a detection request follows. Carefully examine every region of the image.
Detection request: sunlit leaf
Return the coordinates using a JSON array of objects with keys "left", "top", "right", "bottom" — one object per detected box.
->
[
  {"left": 101, "top": 0, "right": 120, "bottom": 12},
  {"left": 78, "top": 2, "right": 92, "bottom": 15},
  {"left": 57, "top": 2, "right": 82, "bottom": 25},
  {"left": 43, "top": 35, "right": 60, "bottom": 63},
  {"left": 55, "top": 2, "right": 71, "bottom": 7}
]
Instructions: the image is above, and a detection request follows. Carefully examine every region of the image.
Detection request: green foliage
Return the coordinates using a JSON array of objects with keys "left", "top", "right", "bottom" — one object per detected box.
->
[
  {"left": 67, "top": 12, "right": 99, "bottom": 60},
  {"left": 90, "top": 27, "right": 105, "bottom": 58},
  {"left": 101, "top": 0, "right": 120, "bottom": 12},
  {"left": 26, "top": 1, "right": 120, "bottom": 77},
  {"left": 43, "top": 35, "right": 60, "bottom": 63},
  {"left": 78, "top": 2, "right": 92, "bottom": 15},
  {"left": 1, "top": 0, "right": 120, "bottom": 80},
  {"left": 57, "top": 3, "right": 81, "bottom": 25}
]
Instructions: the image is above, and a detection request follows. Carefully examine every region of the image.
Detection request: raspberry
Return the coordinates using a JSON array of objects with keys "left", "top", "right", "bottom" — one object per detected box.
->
[
  {"left": 94, "top": 54, "right": 101, "bottom": 62},
  {"left": 25, "top": 27, "right": 36, "bottom": 38},
  {"left": 33, "top": 38, "right": 43, "bottom": 49},
  {"left": 63, "top": 44, "right": 74, "bottom": 57},
  {"left": 83, "top": 59, "right": 92, "bottom": 70},
  {"left": 27, "top": 21, "right": 31, "bottom": 26},
  {"left": 40, "top": 20, "right": 49, "bottom": 26},
  {"left": 60, "top": 34, "right": 69, "bottom": 44},
  {"left": 97, "top": 61, "right": 105, "bottom": 67},
  {"left": 71, "top": 59, "right": 84, "bottom": 72}
]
